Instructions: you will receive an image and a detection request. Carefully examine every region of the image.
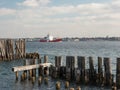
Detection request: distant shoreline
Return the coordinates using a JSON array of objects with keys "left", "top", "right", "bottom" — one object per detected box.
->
[
  {"left": 1, "top": 37, "right": 120, "bottom": 42},
  {"left": 26, "top": 37, "right": 120, "bottom": 42}
]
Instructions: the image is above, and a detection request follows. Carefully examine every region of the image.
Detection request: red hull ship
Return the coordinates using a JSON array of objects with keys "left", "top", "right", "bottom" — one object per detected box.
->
[{"left": 40, "top": 34, "right": 62, "bottom": 42}]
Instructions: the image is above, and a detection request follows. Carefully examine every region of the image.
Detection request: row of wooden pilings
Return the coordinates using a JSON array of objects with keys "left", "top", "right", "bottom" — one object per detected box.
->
[
  {"left": 13, "top": 55, "right": 120, "bottom": 90},
  {"left": 0, "top": 39, "right": 26, "bottom": 61}
]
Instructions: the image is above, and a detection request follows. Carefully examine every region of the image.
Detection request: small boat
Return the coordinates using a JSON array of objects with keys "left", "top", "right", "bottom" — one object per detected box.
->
[{"left": 40, "top": 34, "right": 62, "bottom": 42}]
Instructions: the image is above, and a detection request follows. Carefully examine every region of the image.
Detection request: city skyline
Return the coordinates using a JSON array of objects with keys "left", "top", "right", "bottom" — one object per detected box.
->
[{"left": 0, "top": 0, "right": 120, "bottom": 38}]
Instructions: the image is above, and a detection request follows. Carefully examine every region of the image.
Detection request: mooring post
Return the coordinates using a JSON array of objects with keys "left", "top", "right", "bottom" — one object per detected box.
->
[
  {"left": 44, "top": 55, "right": 48, "bottom": 63},
  {"left": 116, "top": 58, "right": 120, "bottom": 89},
  {"left": 56, "top": 81, "right": 61, "bottom": 90},
  {"left": 65, "top": 81, "right": 69, "bottom": 89},
  {"left": 44, "top": 66, "right": 49, "bottom": 76},
  {"left": 65, "top": 67, "right": 71, "bottom": 81},
  {"left": 75, "top": 69, "right": 80, "bottom": 84},
  {"left": 77, "top": 56, "right": 85, "bottom": 84},
  {"left": 15, "top": 71, "right": 18, "bottom": 81},
  {"left": 38, "top": 66, "right": 44, "bottom": 76},
  {"left": 28, "top": 69, "right": 32, "bottom": 80},
  {"left": 55, "top": 56, "right": 61, "bottom": 67},
  {"left": 59, "top": 66, "right": 66, "bottom": 79},
  {"left": 98, "top": 57, "right": 103, "bottom": 86},
  {"left": 66, "top": 56, "right": 75, "bottom": 81},
  {"left": 89, "top": 56, "right": 95, "bottom": 85},
  {"left": 76, "top": 86, "right": 81, "bottom": 90},
  {"left": 38, "top": 76, "right": 42, "bottom": 85},
  {"left": 33, "top": 59, "right": 37, "bottom": 77},
  {"left": 104, "top": 58, "right": 112, "bottom": 86},
  {"left": 23, "top": 70, "right": 27, "bottom": 80}
]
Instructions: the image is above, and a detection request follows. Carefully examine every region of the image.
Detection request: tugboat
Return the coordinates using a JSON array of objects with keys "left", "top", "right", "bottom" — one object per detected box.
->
[{"left": 40, "top": 34, "right": 62, "bottom": 42}]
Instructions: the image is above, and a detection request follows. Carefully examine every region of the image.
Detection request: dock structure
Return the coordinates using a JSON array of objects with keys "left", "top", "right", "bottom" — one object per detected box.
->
[
  {"left": 11, "top": 55, "right": 120, "bottom": 90},
  {"left": 0, "top": 39, "right": 25, "bottom": 61}
]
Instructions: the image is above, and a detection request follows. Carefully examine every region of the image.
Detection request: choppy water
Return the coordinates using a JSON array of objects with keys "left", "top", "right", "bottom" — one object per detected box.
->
[{"left": 0, "top": 41, "right": 120, "bottom": 90}]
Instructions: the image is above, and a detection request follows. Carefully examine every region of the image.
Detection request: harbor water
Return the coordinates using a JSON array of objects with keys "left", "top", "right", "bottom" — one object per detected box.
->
[{"left": 0, "top": 41, "right": 120, "bottom": 90}]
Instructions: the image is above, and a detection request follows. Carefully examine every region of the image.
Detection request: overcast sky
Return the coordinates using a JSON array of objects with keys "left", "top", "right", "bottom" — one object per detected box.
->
[{"left": 0, "top": 0, "right": 120, "bottom": 38}]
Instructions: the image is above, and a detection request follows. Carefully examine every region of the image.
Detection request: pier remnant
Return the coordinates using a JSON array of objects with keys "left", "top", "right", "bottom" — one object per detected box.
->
[
  {"left": 104, "top": 58, "right": 112, "bottom": 86},
  {"left": 116, "top": 58, "right": 120, "bottom": 89}
]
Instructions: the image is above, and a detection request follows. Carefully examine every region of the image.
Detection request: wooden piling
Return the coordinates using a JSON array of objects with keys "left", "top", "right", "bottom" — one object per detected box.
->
[
  {"left": 66, "top": 56, "right": 75, "bottom": 69},
  {"left": 32, "top": 77, "right": 36, "bottom": 84},
  {"left": 29, "top": 69, "right": 32, "bottom": 80},
  {"left": 65, "top": 81, "right": 69, "bottom": 88},
  {"left": 89, "top": 56, "right": 95, "bottom": 85},
  {"left": 23, "top": 70, "right": 27, "bottom": 80},
  {"left": 44, "top": 67, "right": 49, "bottom": 76},
  {"left": 116, "top": 58, "right": 120, "bottom": 89},
  {"left": 66, "top": 56, "right": 75, "bottom": 81},
  {"left": 76, "top": 86, "right": 81, "bottom": 90},
  {"left": 75, "top": 69, "right": 80, "bottom": 84},
  {"left": 44, "top": 55, "right": 48, "bottom": 63},
  {"left": 60, "top": 66, "right": 66, "bottom": 79},
  {"left": 66, "top": 67, "right": 71, "bottom": 81},
  {"left": 44, "top": 77, "right": 48, "bottom": 85},
  {"left": 98, "top": 57, "right": 103, "bottom": 86},
  {"left": 38, "top": 76, "right": 42, "bottom": 85},
  {"left": 77, "top": 56, "right": 85, "bottom": 84},
  {"left": 104, "top": 58, "right": 112, "bottom": 86},
  {"left": 55, "top": 56, "right": 61, "bottom": 67},
  {"left": 56, "top": 81, "right": 61, "bottom": 90},
  {"left": 15, "top": 71, "right": 18, "bottom": 81}
]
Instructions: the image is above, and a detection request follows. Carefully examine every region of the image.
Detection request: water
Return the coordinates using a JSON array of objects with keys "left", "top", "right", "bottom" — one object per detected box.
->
[{"left": 0, "top": 41, "right": 120, "bottom": 90}]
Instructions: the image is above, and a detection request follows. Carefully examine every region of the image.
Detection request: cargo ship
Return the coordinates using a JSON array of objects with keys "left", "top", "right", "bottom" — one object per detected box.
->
[{"left": 40, "top": 34, "right": 62, "bottom": 42}]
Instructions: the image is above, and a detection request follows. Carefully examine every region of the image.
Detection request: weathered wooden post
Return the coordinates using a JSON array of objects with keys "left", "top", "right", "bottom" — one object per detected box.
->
[
  {"left": 38, "top": 76, "right": 42, "bottom": 85},
  {"left": 89, "top": 56, "right": 95, "bottom": 85},
  {"left": 15, "top": 71, "right": 18, "bottom": 81},
  {"left": 44, "top": 55, "right": 48, "bottom": 63},
  {"left": 38, "top": 57, "right": 41, "bottom": 77},
  {"left": 44, "top": 77, "right": 48, "bottom": 85},
  {"left": 56, "top": 81, "right": 61, "bottom": 90},
  {"left": 66, "top": 56, "right": 75, "bottom": 81},
  {"left": 44, "top": 67, "right": 49, "bottom": 76},
  {"left": 76, "top": 86, "right": 81, "bottom": 90},
  {"left": 75, "top": 69, "right": 80, "bottom": 84},
  {"left": 65, "top": 81, "right": 69, "bottom": 89},
  {"left": 104, "top": 58, "right": 112, "bottom": 86},
  {"left": 77, "top": 56, "right": 85, "bottom": 84},
  {"left": 116, "top": 58, "right": 120, "bottom": 89},
  {"left": 55, "top": 56, "right": 61, "bottom": 67},
  {"left": 29, "top": 69, "right": 32, "bottom": 80},
  {"left": 39, "top": 66, "right": 44, "bottom": 76},
  {"left": 98, "top": 57, "right": 103, "bottom": 86},
  {"left": 32, "top": 76, "right": 36, "bottom": 84},
  {"left": 23, "top": 70, "right": 27, "bottom": 80},
  {"left": 112, "top": 83, "right": 117, "bottom": 90},
  {"left": 66, "top": 67, "right": 71, "bottom": 81},
  {"left": 60, "top": 66, "right": 66, "bottom": 79},
  {"left": 32, "top": 59, "right": 36, "bottom": 77},
  {"left": 52, "top": 67, "right": 58, "bottom": 78}
]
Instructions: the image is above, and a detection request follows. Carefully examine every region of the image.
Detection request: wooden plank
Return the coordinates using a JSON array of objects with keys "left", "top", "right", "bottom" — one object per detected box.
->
[{"left": 12, "top": 63, "right": 52, "bottom": 72}]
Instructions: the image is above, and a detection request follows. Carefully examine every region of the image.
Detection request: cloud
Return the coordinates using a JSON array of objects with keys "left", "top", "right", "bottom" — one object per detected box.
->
[
  {"left": 1, "top": 0, "right": 120, "bottom": 37},
  {"left": 0, "top": 8, "right": 16, "bottom": 16},
  {"left": 18, "top": 0, "right": 51, "bottom": 7}
]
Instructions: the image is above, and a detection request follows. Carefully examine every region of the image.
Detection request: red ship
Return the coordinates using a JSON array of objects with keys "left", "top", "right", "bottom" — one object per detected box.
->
[{"left": 40, "top": 34, "right": 62, "bottom": 42}]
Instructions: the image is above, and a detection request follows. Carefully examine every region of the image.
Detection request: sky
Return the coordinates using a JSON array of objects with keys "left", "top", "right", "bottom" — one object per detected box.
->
[{"left": 0, "top": 0, "right": 120, "bottom": 38}]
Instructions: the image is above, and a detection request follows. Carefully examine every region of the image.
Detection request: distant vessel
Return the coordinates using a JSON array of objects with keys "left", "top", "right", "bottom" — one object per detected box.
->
[{"left": 40, "top": 34, "right": 62, "bottom": 42}]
